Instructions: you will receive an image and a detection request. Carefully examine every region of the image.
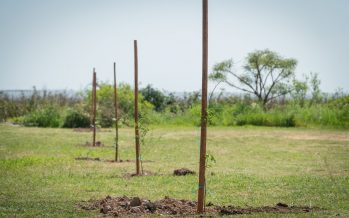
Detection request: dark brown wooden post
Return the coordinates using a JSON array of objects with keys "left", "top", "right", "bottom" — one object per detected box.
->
[
  {"left": 113, "top": 62, "right": 119, "bottom": 161},
  {"left": 92, "top": 68, "right": 97, "bottom": 147},
  {"left": 134, "top": 40, "right": 141, "bottom": 175},
  {"left": 90, "top": 73, "right": 94, "bottom": 128},
  {"left": 197, "top": 0, "right": 208, "bottom": 213}
]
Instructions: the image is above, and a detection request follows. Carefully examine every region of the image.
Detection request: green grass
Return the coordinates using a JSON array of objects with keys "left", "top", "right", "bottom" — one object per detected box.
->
[{"left": 0, "top": 124, "right": 348, "bottom": 217}]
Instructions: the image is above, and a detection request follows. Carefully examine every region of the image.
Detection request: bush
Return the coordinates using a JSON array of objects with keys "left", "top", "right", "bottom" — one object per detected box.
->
[
  {"left": 208, "top": 104, "right": 225, "bottom": 126},
  {"left": 235, "top": 108, "right": 296, "bottom": 127},
  {"left": 294, "top": 106, "right": 349, "bottom": 128},
  {"left": 189, "top": 104, "right": 201, "bottom": 126},
  {"left": 328, "top": 95, "right": 349, "bottom": 110},
  {"left": 62, "top": 109, "right": 90, "bottom": 128},
  {"left": 23, "top": 107, "right": 61, "bottom": 127}
]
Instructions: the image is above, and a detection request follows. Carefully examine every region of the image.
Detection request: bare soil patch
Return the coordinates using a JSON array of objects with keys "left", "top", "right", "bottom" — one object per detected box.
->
[
  {"left": 79, "top": 196, "right": 320, "bottom": 217},
  {"left": 173, "top": 168, "right": 195, "bottom": 176}
]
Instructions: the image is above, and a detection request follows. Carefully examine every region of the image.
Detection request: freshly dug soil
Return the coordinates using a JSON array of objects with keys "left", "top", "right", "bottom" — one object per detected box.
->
[
  {"left": 173, "top": 168, "right": 195, "bottom": 176},
  {"left": 79, "top": 195, "right": 320, "bottom": 217},
  {"left": 219, "top": 203, "right": 314, "bottom": 215}
]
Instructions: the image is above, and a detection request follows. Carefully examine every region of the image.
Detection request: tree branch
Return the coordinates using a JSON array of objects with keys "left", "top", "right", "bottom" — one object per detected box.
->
[
  {"left": 226, "top": 70, "right": 258, "bottom": 94},
  {"left": 256, "top": 64, "right": 263, "bottom": 98},
  {"left": 264, "top": 69, "right": 284, "bottom": 103},
  {"left": 262, "top": 68, "right": 274, "bottom": 93},
  {"left": 209, "top": 81, "right": 222, "bottom": 104},
  {"left": 225, "top": 80, "right": 255, "bottom": 95},
  {"left": 269, "top": 91, "right": 291, "bottom": 101}
]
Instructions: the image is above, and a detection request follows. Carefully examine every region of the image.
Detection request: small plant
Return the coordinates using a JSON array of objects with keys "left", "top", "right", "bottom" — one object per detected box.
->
[
  {"left": 205, "top": 153, "right": 216, "bottom": 168},
  {"left": 138, "top": 111, "right": 151, "bottom": 174}
]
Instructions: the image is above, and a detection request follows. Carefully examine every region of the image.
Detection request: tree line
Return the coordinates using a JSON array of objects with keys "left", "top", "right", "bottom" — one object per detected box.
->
[{"left": 0, "top": 50, "right": 348, "bottom": 128}]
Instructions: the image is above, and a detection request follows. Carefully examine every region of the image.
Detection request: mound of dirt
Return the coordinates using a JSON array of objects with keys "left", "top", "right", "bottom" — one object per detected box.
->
[
  {"left": 173, "top": 168, "right": 195, "bottom": 176},
  {"left": 79, "top": 195, "right": 319, "bottom": 217},
  {"left": 79, "top": 196, "right": 205, "bottom": 216}
]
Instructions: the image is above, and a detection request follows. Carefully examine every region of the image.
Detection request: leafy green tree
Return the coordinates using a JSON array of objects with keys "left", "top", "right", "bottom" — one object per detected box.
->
[
  {"left": 140, "top": 85, "right": 166, "bottom": 112},
  {"left": 309, "top": 72, "right": 322, "bottom": 105},
  {"left": 292, "top": 78, "right": 308, "bottom": 108},
  {"left": 85, "top": 82, "right": 153, "bottom": 127},
  {"left": 210, "top": 49, "right": 297, "bottom": 109}
]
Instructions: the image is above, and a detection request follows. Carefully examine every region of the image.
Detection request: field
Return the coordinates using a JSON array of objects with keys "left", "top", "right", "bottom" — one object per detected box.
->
[{"left": 0, "top": 124, "right": 348, "bottom": 217}]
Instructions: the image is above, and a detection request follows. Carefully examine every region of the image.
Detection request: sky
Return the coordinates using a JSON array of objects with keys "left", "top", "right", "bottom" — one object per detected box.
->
[{"left": 0, "top": 0, "right": 348, "bottom": 93}]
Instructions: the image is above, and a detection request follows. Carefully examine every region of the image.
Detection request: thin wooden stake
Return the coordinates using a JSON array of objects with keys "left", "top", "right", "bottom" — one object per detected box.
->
[
  {"left": 197, "top": 0, "right": 208, "bottom": 213},
  {"left": 134, "top": 40, "right": 141, "bottom": 175},
  {"left": 113, "top": 62, "right": 119, "bottom": 161},
  {"left": 92, "top": 68, "right": 97, "bottom": 147}
]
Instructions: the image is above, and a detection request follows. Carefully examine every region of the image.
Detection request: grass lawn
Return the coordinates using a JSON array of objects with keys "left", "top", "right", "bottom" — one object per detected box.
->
[{"left": 0, "top": 124, "right": 348, "bottom": 217}]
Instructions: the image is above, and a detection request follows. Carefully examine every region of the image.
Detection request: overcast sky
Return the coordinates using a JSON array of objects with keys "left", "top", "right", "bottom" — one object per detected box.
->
[{"left": 0, "top": 0, "right": 348, "bottom": 93}]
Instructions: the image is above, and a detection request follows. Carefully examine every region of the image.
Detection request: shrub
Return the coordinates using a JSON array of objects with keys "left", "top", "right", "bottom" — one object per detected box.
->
[
  {"left": 23, "top": 107, "right": 61, "bottom": 127},
  {"left": 295, "top": 106, "right": 349, "bottom": 128},
  {"left": 235, "top": 110, "right": 296, "bottom": 127},
  {"left": 208, "top": 104, "right": 224, "bottom": 126},
  {"left": 62, "top": 109, "right": 90, "bottom": 128},
  {"left": 328, "top": 95, "right": 349, "bottom": 110},
  {"left": 189, "top": 104, "right": 201, "bottom": 126}
]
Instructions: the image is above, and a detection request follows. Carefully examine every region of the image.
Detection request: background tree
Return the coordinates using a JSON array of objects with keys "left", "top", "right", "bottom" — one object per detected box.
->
[
  {"left": 84, "top": 82, "right": 153, "bottom": 127},
  {"left": 209, "top": 49, "right": 297, "bottom": 109},
  {"left": 140, "top": 85, "right": 166, "bottom": 112},
  {"left": 309, "top": 72, "right": 322, "bottom": 105},
  {"left": 291, "top": 78, "right": 308, "bottom": 108}
]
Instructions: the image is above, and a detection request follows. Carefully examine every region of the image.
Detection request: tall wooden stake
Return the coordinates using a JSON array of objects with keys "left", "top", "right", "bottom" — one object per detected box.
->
[
  {"left": 113, "top": 62, "right": 119, "bottom": 161},
  {"left": 197, "top": 0, "right": 208, "bottom": 213},
  {"left": 92, "top": 68, "right": 97, "bottom": 147},
  {"left": 134, "top": 40, "right": 141, "bottom": 175}
]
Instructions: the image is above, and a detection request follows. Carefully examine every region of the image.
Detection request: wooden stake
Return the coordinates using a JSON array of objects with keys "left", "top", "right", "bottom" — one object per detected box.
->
[
  {"left": 197, "top": 0, "right": 208, "bottom": 213},
  {"left": 92, "top": 68, "right": 97, "bottom": 147},
  {"left": 113, "top": 62, "right": 119, "bottom": 161},
  {"left": 134, "top": 40, "right": 141, "bottom": 175}
]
